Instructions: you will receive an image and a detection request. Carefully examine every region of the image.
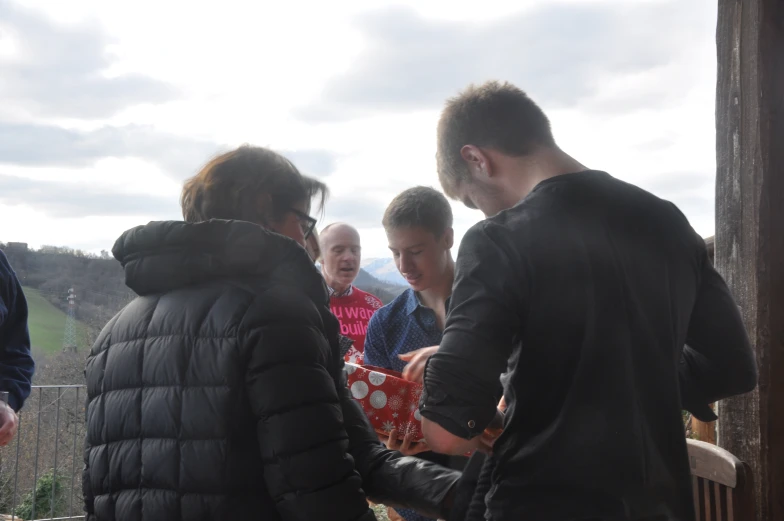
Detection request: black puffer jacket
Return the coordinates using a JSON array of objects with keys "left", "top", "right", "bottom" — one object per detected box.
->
[{"left": 83, "top": 220, "right": 460, "bottom": 521}]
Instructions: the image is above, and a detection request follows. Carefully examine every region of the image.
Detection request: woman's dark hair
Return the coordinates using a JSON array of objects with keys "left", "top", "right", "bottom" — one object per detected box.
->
[{"left": 181, "top": 145, "right": 328, "bottom": 225}]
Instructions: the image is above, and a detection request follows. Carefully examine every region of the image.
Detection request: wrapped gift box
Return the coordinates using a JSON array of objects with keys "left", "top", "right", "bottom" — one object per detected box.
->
[{"left": 345, "top": 363, "right": 424, "bottom": 442}]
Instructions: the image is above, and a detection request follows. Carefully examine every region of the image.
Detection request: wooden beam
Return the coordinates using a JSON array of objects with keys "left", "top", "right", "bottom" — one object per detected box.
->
[{"left": 715, "top": 1, "right": 784, "bottom": 520}]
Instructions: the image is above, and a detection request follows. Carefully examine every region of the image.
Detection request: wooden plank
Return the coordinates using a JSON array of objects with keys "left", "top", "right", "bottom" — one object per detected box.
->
[
  {"left": 715, "top": 0, "right": 784, "bottom": 520},
  {"left": 714, "top": 482, "right": 723, "bottom": 521},
  {"left": 727, "top": 490, "right": 735, "bottom": 521}
]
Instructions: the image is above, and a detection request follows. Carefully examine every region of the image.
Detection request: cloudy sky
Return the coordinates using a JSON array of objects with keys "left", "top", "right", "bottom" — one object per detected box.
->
[{"left": 0, "top": 0, "right": 718, "bottom": 259}]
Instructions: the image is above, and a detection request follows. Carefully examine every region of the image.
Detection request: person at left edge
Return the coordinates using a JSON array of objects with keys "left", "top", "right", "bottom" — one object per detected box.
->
[{"left": 0, "top": 248, "right": 34, "bottom": 447}]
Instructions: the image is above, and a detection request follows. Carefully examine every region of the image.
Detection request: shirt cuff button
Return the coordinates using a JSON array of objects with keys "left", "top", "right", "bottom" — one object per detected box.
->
[{"left": 467, "top": 420, "right": 476, "bottom": 428}]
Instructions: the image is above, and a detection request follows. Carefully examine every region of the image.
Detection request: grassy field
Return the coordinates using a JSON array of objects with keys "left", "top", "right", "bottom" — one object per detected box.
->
[{"left": 22, "top": 287, "right": 86, "bottom": 354}]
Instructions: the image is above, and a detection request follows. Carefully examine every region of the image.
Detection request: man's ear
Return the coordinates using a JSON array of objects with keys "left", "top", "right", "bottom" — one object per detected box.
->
[
  {"left": 460, "top": 145, "right": 493, "bottom": 179},
  {"left": 443, "top": 227, "right": 455, "bottom": 250}
]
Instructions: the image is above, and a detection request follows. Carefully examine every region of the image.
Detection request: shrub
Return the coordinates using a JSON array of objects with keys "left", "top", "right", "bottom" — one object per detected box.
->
[{"left": 14, "top": 469, "right": 67, "bottom": 520}]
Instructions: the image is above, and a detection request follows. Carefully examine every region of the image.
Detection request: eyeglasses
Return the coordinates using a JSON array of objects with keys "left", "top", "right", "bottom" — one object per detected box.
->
[{"left": 290, "top": 208, "right": 317, "bottom": 240}]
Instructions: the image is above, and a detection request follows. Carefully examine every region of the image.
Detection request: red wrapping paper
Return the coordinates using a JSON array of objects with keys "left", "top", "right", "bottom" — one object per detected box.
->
[{"left": 345, "top": 363, "right": 424, "bottom": 442}]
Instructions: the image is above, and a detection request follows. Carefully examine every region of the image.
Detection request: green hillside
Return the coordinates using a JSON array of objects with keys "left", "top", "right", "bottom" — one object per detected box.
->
[{"left": 23, "top": 287, "right": 86, "bottom": 353}]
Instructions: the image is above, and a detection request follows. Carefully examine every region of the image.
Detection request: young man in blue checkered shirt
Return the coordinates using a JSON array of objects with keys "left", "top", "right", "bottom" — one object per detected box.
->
[{"left": 364, "top": 186, "right": 467, "bottom": 521}]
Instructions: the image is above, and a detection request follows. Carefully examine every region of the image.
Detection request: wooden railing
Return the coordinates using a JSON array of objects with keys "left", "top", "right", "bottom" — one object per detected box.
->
[{"left": 0, "top": 386, "right": 86, "bottom": 521}]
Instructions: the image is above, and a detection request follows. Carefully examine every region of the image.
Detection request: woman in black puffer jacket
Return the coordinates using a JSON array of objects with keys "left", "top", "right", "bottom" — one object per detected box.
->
[{"left": 83, "top": 145, "right": 460, "bottom": 521}]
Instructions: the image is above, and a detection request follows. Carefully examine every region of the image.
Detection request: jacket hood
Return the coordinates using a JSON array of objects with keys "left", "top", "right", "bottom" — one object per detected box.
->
[{"left": 113, "top": 219, "right": 325, "bottom": 299}]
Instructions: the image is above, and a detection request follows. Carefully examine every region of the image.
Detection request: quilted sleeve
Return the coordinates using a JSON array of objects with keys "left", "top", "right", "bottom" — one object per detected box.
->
[{"left": 242, "top": 294, "right": 376, "bottom": 521}]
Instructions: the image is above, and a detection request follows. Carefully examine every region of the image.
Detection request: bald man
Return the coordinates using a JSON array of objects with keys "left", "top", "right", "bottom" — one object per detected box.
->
[{"left": 320, "top": 223, "right": 383, "bottom": 364}]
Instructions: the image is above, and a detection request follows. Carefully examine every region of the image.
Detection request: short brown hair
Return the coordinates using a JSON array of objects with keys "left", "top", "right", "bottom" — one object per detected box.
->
[
  {"left": 181, "top": 145, "right": 327, "bottom": 225},
  {"left": 382, "top": 186, "right": 453, "bottom": 238},
  {"left": 436, "top": 80, "right": 556, "bottom": 198}
]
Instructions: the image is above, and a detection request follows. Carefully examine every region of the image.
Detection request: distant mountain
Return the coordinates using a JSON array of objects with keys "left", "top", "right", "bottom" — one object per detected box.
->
[
  {"left": 314, "top": 264, "right": 406, "bottom": 304},
  {"left": 353, "top": 269, "right": 406, "bottom": 303},
  {"left": 361, "top": 258, "right": 407, "bottom": 286}
]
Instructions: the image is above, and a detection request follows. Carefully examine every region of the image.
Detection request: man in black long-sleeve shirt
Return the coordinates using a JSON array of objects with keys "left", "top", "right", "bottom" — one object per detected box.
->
[
  {"left": 0, "top": 249, "right": 35, "bottom": 446},
  {"left": 420, "top": 81, "right": 757, "bottom": 521}
]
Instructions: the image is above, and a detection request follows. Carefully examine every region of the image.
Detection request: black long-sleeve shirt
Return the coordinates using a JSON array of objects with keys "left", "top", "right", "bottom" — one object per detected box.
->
[
  {"left": 420, "top": 171, "right": 757, "bottom": 521},
  {"left": 0, "top": 249, "right": 34, "bottom": 411}
]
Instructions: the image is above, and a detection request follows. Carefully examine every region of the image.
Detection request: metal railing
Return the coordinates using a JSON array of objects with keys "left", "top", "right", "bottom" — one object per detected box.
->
[{"left": 0, "top": 385, "right": 86, "bottom": 521}]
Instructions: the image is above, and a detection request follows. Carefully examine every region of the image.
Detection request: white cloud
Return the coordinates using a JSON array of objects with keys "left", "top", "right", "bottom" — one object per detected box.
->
[
  {"left": 0, "top": 0, "right": 719, "bottom": 258},
  {"left": 0, "top": 0, "right": 176, "bottom": 119}
]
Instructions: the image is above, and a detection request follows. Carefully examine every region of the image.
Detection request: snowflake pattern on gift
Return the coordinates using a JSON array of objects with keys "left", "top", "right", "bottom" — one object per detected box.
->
[
  {"left": 370, "top": 390, "right": 387, "bottom": 409},
  {"left": 402, "top": 421, "right": 419, "bottom": 437},
  {"left": 387, "top": 377, "right": 399, "bottom": 392},
  {"left": 351, "top": 381, "right": 369, "bottom": 400},
  {"left": 409, "top": 385, "right": 423, "bottom": 401},
  {"left": 344, "top": 361, "right": 425, "bottom": 447},
  {"left": 388, "top": 394, "right": 404, "bottom": 411},
  {"left": 368, "top": 371, "right": 386, "bottom": 386}
]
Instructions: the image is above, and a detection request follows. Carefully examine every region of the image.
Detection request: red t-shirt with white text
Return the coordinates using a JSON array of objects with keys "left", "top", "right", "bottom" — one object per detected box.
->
[{"left": 330, "top": 287, "right": 384, "bottom": 364}]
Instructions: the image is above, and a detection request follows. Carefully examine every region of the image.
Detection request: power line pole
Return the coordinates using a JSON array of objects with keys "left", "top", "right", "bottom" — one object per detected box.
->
[{"left": 62, "top": 287, "right": 78, "bottom": 352}]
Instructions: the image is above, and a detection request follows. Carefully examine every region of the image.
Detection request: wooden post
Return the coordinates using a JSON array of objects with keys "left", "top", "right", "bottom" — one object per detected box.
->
[{"left": 715, "top": 1, "right": 784, "bottom": 520}]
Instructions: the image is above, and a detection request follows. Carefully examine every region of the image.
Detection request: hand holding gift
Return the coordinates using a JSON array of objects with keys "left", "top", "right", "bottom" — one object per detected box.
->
[
  {"left": 346, "top": 363, "right": 427, "bottom": 443},
  {"left": 398, "top": 346, "right": 507, "bottom": 456},
  {"left": 399, "top": 345, "right": 439, "bottom": 384},
  {"left": 380, "top": 429, "right": 430, "bottom": 456}
]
